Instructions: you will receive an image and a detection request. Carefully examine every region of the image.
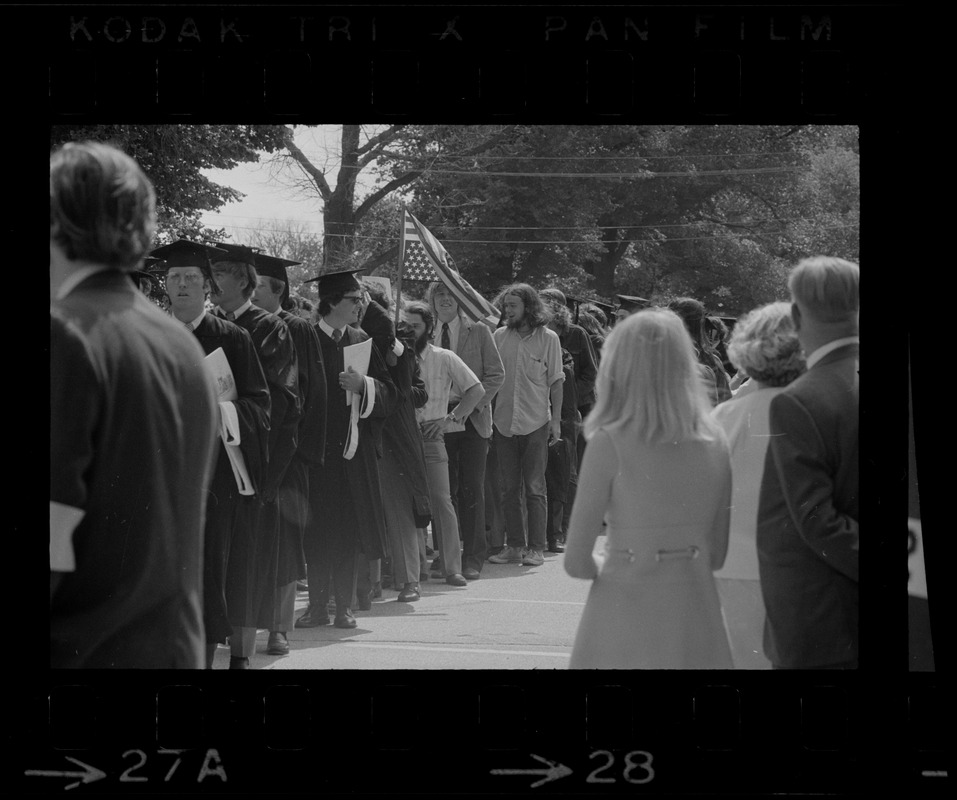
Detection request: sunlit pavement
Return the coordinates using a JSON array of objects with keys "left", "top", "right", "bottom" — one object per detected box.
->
[{"left": 212, "top": 540, "right": 602, "bottom": 670}]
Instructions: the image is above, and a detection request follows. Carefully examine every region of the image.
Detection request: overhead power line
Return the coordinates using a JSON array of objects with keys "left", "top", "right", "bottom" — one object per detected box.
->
[
  {"left": 214, "top": 223, "right": 857, "bottom": 246},
  {"left": 411, "top": 166, "right": 801, "bottom": 179},
  {"left": 206, "top": 213, "right": 839, "bottom": 231}
]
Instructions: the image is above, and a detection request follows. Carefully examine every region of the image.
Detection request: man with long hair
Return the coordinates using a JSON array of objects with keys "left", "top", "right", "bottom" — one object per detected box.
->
[
  {"left": 425, "top": 281, "right": 504, "bottom": 579},
  {"left": 488, "top": 284, "right": 564, "bottom": 568},
  {"left": 50, "top": 142, "right": 218, "bottom": 668}
]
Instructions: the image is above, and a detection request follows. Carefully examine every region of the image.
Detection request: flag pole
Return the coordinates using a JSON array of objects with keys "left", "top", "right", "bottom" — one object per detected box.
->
[{"left": 394, "top": 205, "right": 405, "bottom": 326}]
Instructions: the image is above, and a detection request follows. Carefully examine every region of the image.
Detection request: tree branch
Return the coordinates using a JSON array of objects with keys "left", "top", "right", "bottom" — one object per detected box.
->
[
  {"left": 283, "top": 128, "right": 333, "bottom": 203},
  {"left": 356, "top": 125, "right": 405, "bottom": 158},
  {"left": 353, "top": 171, "right": 424, "bottom": 222}
]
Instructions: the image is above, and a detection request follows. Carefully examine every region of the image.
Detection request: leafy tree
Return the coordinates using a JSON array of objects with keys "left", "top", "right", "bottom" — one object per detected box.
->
[{"left": 50, "top": 124, "right": 288, "bottom": 242}]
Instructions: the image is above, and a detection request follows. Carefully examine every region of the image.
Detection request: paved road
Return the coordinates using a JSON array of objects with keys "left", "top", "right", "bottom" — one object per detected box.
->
[{"left": 211, "top": 539, "right": 600, "bottom": 670}]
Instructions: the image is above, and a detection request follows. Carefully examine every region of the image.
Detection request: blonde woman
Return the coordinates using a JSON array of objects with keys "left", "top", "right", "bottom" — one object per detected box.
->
[
  {"left": 711, "top": 302, "right": 807, "bottom": 669},
  {"left": 564, "top": 309, "right": 733, "bottom": 669}
]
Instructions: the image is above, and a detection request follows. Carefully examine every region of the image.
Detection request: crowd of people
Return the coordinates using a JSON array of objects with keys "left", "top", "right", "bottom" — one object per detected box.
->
[{"left": 50, "top": 141, "right": 859, "bottom": 671}]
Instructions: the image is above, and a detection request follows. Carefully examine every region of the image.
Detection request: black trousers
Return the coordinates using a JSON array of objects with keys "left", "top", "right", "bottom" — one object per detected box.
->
[{"left": 444, "top": 419, "right": 491, "bottom": 573}]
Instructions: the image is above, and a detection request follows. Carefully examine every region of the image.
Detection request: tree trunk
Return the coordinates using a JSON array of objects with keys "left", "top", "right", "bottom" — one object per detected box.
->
[{"left": 322, "top": 125, "right": 362, "bottom": 269}]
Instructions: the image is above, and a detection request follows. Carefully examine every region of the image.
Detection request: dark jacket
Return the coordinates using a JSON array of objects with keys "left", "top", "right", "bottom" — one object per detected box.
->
[{"left": 757, "top": 343, "right": 859, "bottom": 668}]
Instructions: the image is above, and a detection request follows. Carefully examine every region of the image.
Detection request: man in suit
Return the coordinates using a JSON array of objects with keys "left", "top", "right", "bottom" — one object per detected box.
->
[
  {"left": 757, "top": 256, "right": 860, "bottom": 669},
  {"left": 50, "top": 142, "right": 218, "bottom": 668},
  {"left": 426, "top": 282, "right": 505, "bottom": 579}
]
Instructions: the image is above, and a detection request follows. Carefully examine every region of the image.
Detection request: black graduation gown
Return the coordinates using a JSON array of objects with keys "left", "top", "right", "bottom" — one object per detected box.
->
[
  {"left": 229, "top": 305, "right": 301, "bottom": 628},
  {"left": 274, "top": 309, "right": 327, "bottom": 586},
  {"left": 310, "top": 323, "right": 399, "bottom": 562},
  {"left": 192, "top": 313, "right": 271, "bottom": 642},
  {"left": 361, "top": 308, "right": 432, "bottom": 527}
]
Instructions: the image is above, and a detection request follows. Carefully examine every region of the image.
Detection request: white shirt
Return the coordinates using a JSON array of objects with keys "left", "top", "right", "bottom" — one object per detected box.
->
[
  {"left": 432, "top": 314, "right": 462, "bottom": 353},
  {"left": 184, "top": 309, "right": 207, "bottom": 331},
  {"left": 317, "top": 318, "right": 347, "bottom": 340},
  {"left": 806, "top": 336, "right": 859, "bottom": 369},
  {"left": 416, "top": 343, "right": 479, "bottom": 426},
  {"left": 220, "top": 298, "right": 253, "bottom": 320}
]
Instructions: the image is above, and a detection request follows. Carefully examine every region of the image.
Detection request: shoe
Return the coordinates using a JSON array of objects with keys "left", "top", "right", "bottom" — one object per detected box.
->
[
  {"left": 266, "top": 631, "right": 289, "bottom": 656},
  {"left": 357, "top": 592, "right": 372, "bottom": 611},
  {"left": 488, "top": 546, "right": 524, "bottom": 564},
  {"left": 397, "top": 584, "right": 420, "bottom": 602},
  {"left": 372, "top": 581, "right": 383, "bottom": 599},
  {"left": 426, "top": 546, "right": 436, "bottom": 558},
  {"left": 229, "top": 656, "right": 249, "bottom": 670},
  {"left": 418, "top": 571, "right": 430, "bottom": 582},
  {"left": 430, "top": 556, "right": 443, "bottom": 571},
  {"left": 462, "top": 567, "right": 481, "bottom": 581},
  {"left": 294, "top": 604, "right": 330, "bottom": 628},
  {"left": 446, "top": 573, "right": 468, "bottom": 587},
  {"left": 295, "top": 580, "right": 308, "bottom": 592},
  {"left": 334, "top": 609, "right": 357, "bottom": 629},
  {"left": 522, "top": 549, "right": 545, "bottom": 566},
  {"left": 546, "top": 539, "right": 565, "bottom": 554},
  {"left": 486, "top": 545, "right": 504, "bottom": 557}
]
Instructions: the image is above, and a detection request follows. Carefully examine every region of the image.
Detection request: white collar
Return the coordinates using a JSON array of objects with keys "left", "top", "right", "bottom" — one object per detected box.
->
[
  {"left": 186, "top": 309, "right": 206, "bottom": 330},
  {"left": 54, "top": 264, "right": 110, "bottom": 302},
  {"left": 318, "top": 318, "right": 346, "bottom": 339},
  {"left": 806, "top": 336, "right": 859, "bottom": 369}
]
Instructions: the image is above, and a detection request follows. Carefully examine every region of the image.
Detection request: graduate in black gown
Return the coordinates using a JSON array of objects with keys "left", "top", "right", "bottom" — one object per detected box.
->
[
  {"left": 295, "top": 268, "right": 399, "bottom": 629},
  {"left": 251, "top": 253, "right": 328, "bottom": 656},
  {"left": 208, "top": 243, "right": 301, "bottom": 668},
  {"left": 151, "top": 239, "right": 272, "bottom": 669}
]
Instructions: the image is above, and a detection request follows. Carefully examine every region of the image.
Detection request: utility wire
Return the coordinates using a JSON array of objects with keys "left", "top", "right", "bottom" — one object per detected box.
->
[{"left": 217, "top": 223, "right": 858, "bottom": 245}]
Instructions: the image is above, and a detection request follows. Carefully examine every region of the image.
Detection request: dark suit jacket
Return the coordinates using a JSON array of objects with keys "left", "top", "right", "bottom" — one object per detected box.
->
[
  {"left": 757, "top": 342, "right": 859, "bottom": 668},
  {"left": 51, "top": 271, "right": 218, "bottom": 668},
  {"left": 449, "top": 315, "right": 505, "bottom": 439}
]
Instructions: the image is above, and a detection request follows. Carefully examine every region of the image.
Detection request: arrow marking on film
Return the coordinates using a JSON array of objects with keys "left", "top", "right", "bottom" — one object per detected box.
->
[
  {"left": 491, "top": 753, "right": 573, "bottom": 788},
  {"left": 25, "top": 756, "right": 107, "bottom": 791}
]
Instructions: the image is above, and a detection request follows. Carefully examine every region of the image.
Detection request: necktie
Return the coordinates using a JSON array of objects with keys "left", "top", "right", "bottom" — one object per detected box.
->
[
  {"left": 226, "top": 311, "right": 236, "bottom": 321},
  {"left": 441, "top": 322, "right": 451, "bottom": 351},
  {"left": 185, "top": 322, "right": 194, "bottom": 332},
  {"left": 332, "top": 329, "right": 342, "bottom": 342}
]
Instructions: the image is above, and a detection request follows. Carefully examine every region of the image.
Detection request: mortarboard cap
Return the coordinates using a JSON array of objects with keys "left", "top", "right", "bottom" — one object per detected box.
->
[
  {"left": 616, "top": 294, "right": 652, "bottom": 313},
  {"left": 255, "top": 253, "right": 302, "bottom": 304},
  {"left": 206, "top": 241, "right": 259, "bottom": 266},
  {"left": 304, "top": 267, "right": 366, "bottom": 297},
  {"left": 149, "top": 239, "right": 227, "bottom": 270}
]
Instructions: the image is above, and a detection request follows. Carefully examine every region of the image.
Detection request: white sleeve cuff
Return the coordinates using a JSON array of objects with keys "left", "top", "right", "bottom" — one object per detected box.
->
[
  {"left": 359, "top": 375, "right": 376, "bottom": 418},
  {"left": 50, "top": 501, "right": 84, "bottom": 572}
]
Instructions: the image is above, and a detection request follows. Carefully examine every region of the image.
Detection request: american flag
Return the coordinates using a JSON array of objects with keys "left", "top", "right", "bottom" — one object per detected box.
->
[{"left": 400, "top": 210, "right": 500, "bottom": 326}]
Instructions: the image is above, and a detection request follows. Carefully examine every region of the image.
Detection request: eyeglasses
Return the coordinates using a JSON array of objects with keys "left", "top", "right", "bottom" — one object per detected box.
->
[
  {"left": 166, "top": 272, "right": 205, "bottom": 285},
  {"left": 341, "top": 295, "right": 364, "bottom": 305}
]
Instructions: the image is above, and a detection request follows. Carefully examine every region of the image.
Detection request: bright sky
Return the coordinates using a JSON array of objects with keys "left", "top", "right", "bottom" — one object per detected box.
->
[{"left": 199, "top": 125, "right": 382, "bottom": 243}]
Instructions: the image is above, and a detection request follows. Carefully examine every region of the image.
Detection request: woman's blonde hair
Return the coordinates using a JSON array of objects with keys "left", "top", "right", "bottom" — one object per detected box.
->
[
  {"left": 727, "top": 301, "right": 806, "bottom": 387},
  {"left": 584, "top": 308, "right": 722, "bottom": 444}
]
